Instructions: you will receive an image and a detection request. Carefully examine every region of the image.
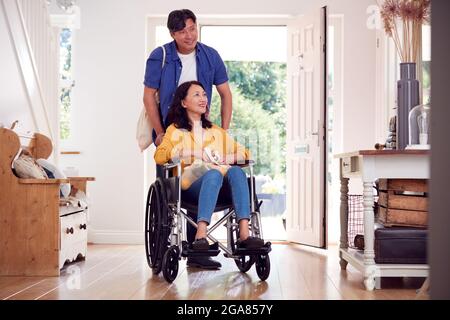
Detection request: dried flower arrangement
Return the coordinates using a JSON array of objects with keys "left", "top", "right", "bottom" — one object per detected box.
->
[{"left": 378, "top": 0, "right": 431, "bottom": 63}]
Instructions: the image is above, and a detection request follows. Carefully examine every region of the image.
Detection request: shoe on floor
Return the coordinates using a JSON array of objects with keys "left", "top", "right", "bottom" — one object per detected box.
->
[
  {"left": 187, "top": 256, "right": 221, "bottom": 269},
  {"left": 236, "top": 236, "right": 264, "bottom": 249},
  {"left": 191, "top": 238, "right": 210, "bottom": 251}
]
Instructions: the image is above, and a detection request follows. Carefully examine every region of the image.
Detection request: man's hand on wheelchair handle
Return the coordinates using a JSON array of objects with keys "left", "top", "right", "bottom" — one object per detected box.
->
[{"left": 155, "top": 132, "right": 165, "bottom": 146}]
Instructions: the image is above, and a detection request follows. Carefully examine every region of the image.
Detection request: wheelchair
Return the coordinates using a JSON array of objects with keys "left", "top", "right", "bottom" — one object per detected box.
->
[{"left": 145, "top": 160, "right": 272, "bottom": 283}]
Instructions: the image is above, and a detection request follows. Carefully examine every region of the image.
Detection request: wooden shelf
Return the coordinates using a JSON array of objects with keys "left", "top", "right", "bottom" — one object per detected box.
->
[
  {"left": 67, "top": 177, "right": 95, "bottom": 182},
  {"left": 19, "top": 178, "right": 70, "bottom": 184},
  {"left": 335, "top": 149, "right": 430, "bottom": 158}
]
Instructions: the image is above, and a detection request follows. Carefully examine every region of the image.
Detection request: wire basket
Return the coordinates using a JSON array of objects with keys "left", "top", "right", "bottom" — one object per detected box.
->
[{"left": 347, "top": 194, "right": 364, "bottom": 249}]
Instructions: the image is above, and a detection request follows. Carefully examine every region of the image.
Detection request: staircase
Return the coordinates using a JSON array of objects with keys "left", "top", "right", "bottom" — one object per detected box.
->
[{"left": 1, "top": 0, "right": 59, "bottom": 145}]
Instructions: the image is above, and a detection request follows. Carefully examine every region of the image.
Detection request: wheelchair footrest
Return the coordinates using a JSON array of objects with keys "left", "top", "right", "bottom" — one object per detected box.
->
[
  {"left": 181, "top": 241, "right": 220, "bottom": 257},
  {"left": 233, "top": 241, "right": 272, "bottom": 256}
]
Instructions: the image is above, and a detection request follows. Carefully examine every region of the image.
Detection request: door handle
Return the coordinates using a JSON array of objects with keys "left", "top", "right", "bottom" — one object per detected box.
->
[{"left": 309, "top": 121, "right": 323, "bottom": 147}]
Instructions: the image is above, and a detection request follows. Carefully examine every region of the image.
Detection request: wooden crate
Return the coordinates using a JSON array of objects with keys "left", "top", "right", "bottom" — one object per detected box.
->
[
  {"left": 378, "top": 179, "right": 428, "bottom": 193},
  {"left": 376, "top": 179, "right": 428, "bottom": 228},
  {"left": 378, "top": 190, "right": 428, "bottom": 211},
  {"left": 378, "top": 206, "right": 428, "bottom": 228}
]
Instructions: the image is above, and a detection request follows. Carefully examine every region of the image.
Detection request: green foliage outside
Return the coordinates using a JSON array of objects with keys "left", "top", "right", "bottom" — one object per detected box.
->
[
  {"left": 209, "top": 61, "right": 286, "bottom": 182},
  {"left": 60, "top": 28, "right": 72, "bottom": 80},
  {"left": 60, "top": 88, "right": 71, "bottom": 140},
  {"left": 60, "top": 28, "right": 72, "bottom": 140}
]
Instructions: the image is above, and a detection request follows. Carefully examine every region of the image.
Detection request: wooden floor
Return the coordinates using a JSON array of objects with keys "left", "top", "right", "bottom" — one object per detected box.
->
[{"left": 0, "top": 243, "right": 427, "bottom": 300}]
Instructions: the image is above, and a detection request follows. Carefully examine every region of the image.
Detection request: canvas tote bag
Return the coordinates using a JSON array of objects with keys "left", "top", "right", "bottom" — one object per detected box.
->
[
  {"left": 180, "top": 148, "right": 231, "bottom": 190},
  {"left": 137, "top": 45, "right": 166, "bottom": 152}
]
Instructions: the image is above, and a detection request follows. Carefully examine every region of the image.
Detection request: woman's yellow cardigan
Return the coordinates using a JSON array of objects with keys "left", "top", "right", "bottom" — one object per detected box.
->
[{"left": 154, "top": 124, "right": 251, "bottom": 183}]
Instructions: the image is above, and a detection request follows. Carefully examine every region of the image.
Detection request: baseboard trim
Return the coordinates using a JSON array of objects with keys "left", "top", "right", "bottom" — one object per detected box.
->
[{"left": 88, "top": 228, "right": 144, "bottom": 244}]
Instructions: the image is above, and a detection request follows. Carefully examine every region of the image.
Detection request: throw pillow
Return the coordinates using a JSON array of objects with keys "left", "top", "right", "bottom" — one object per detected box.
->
[
  {"left": 36, "top": 158, "right": 71, "bottom": 198},
  {"left": 13, "top": 153, "right": 48, "bottom": 179}
]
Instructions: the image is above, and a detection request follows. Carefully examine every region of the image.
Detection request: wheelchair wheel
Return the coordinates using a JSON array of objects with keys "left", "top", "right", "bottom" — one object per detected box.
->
[
  {"left": 145, "top": 183, "right": 159, "bottom": 271},
  {"left": 162, "top": 245, "right": 179, "bottom": 283},
  {"left": 145, "top": 179, "right": 170, "bottom": 275},
  {"left": 255, "top": 254, "right": 270, "bottom": 281},
  {"left": 234, "top": 255, "right": 255, "bottom": 273}
]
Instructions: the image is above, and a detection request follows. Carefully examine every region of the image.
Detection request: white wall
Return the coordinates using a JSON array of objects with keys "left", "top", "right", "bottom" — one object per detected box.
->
[
  {"left": 329, "top": 0, "right": 377, "bottom": 153},
  {"left": 64, "top": 0, "right": 376, "bottom": 244}
]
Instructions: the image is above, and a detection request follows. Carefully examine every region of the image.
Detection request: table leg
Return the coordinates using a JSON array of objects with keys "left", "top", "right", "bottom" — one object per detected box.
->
[
  {"left": 339, "top": 176, "right": 349, "bottom": 270},
  {"left": 363, "top": 180, "right": 376, "bottom": 290}
]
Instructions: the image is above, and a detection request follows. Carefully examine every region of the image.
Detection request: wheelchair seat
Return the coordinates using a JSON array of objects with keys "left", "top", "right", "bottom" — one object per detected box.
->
[{"left": 181, "top": 179, "right": 233, "bottom": 213}]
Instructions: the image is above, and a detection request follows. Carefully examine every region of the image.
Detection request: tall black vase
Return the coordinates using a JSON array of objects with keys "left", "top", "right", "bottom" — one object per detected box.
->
[{"left": 397, "top": 63, "right": 420, "bottom": 150}]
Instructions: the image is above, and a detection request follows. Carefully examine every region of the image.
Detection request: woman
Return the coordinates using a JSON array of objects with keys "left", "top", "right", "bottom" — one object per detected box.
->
[{"left": 154, "top": 81, "right": 263, "bottom": 250}]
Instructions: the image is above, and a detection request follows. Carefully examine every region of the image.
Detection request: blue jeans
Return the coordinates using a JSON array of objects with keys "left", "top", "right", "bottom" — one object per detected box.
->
[{"left": 182, "top": 166, "right": 251, "bottom": 224}]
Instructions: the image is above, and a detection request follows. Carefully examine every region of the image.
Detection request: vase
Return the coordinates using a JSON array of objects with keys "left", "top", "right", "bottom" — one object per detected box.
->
[{"left": 397, "top": 63, "right": 420, "bottom": 150}]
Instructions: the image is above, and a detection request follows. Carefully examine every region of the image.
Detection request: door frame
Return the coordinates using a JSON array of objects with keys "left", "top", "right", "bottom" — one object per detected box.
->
[{"left": 323, "top": 6, "right": 328, "bottom": 248}]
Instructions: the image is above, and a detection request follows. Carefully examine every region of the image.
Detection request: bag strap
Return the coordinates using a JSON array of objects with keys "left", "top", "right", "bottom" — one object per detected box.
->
[{"left": 160, "top": 45, "right": 166, "bottom": 69}]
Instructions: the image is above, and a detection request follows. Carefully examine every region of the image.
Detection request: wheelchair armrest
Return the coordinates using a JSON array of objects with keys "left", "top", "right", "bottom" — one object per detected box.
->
[
  {"left": 162, "top": 159, "right": 182, "bottom": 177},
  {"left": 228, "top": 159, "right": 255, "bottom": 168},
  {"left": 163, "top": 159, "right": 180, "bottom": 170}
]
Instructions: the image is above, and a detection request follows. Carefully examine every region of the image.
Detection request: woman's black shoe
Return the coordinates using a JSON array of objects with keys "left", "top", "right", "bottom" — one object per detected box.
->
[
  {"left": 236, "top": 236, "right": 264, "bottom": 249},
  {"left": 191, "top": 238, "right": 210, "bottom": 250}
]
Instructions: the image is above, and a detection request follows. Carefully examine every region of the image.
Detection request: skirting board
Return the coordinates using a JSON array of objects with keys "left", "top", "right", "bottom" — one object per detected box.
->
[{"left": 88, "top": 228, "right": 144, "bottom": 244}]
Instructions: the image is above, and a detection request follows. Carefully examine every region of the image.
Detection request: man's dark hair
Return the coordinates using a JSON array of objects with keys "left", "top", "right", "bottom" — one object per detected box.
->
[
  {"left": 165, "top": 81, "right": 212, "bottom": 131},
  {"left": 167, "top": 9, "right": 197, "bottom": 33}
]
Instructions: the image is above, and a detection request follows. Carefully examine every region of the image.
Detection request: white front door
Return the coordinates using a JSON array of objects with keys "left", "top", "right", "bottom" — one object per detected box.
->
[{"left": 286, "top": 8, "right": 326, "bottom": 247}]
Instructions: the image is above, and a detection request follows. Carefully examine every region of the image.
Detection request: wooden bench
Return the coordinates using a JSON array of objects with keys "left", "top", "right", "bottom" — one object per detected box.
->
[{"left": 0, "top": 128, "right": 95, "bottom": 276}]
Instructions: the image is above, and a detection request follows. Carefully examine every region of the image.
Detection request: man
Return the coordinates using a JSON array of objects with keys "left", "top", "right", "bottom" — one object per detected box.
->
[{"left": 143, "top": 9, "right": 232, "bottom": 270}]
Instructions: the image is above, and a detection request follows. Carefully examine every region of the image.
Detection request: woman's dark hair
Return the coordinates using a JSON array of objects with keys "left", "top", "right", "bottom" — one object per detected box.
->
[
  {"left": 165, "top": 81, "right": 213, "bottom": 131},
  {"left": 167, "top": 9, "right": 197, "bottom": 33}
]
